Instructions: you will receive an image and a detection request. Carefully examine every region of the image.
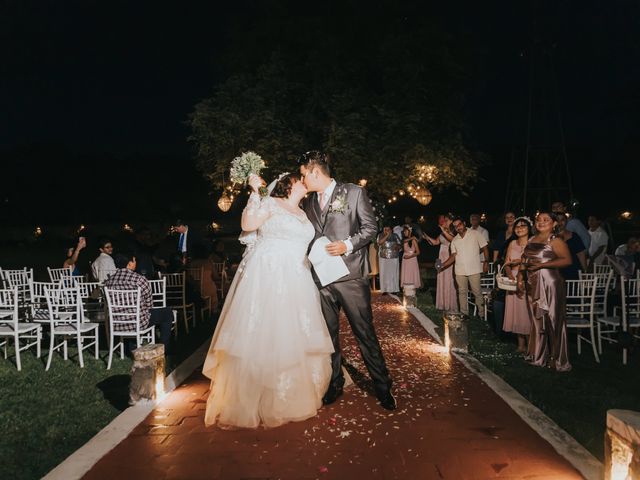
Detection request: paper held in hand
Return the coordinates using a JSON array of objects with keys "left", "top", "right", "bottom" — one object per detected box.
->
[{"left": 308, "top": 236, "right": 350, "bottom": 286}]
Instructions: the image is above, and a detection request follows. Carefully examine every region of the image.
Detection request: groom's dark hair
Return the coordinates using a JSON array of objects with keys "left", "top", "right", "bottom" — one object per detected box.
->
[{"left": 297, "top": 150, "right": 332, "bottom": 176}]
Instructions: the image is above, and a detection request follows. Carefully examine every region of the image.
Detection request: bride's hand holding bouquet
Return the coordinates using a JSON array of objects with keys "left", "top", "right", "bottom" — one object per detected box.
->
[{"left": 230, "top": 151, "right": 269, "bottom": 197}]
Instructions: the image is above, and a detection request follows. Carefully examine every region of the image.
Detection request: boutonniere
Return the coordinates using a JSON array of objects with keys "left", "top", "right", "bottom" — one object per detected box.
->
[{"left": 328, "top": 192, "right": 348, "bottom": 214}]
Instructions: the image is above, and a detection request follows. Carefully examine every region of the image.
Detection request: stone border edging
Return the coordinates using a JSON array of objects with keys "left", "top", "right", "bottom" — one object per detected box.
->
[
  {"left": 42, "top": 339, "right": 212, "bottom": 480},
  {"left": 400, "top": 299, "right": 603, "bottom": 480}
]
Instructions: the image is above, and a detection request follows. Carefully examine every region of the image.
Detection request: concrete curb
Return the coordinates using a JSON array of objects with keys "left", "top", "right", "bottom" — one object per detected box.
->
[
  {"left": 42, "top": 339, "right": 211, "bottom": 480},
  {"left": 399, "top": 299, "right": 603, "bottom": 480}
]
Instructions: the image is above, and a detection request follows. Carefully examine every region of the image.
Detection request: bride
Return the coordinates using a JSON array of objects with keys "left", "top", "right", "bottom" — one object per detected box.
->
[{"left": 203, "top": 172, "right": 334, "bottom": 428}]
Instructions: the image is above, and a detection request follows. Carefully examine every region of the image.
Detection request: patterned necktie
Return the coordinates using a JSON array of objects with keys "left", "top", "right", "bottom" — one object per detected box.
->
[{"left": 319, "top": 192, "right": 326, "bottom": 210}]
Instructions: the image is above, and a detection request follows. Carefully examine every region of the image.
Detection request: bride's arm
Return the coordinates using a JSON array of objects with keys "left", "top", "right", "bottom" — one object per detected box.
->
[{"left": 240, "top": 193, "right": 272, "bottom": 232}]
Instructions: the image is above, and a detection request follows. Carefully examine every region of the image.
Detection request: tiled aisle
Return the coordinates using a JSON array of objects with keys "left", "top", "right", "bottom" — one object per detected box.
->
[{"left": 84, "top": 294, "right": 582, "bottom": 479}]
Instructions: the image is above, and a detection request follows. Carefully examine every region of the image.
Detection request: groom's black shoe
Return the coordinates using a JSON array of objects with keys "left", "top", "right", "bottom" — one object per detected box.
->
[
  {"left": 322, "top": 385, "right": 344, "bottom": 405},
  {"left": 378, "top": 391, "right": 397, "bottom": 411}
]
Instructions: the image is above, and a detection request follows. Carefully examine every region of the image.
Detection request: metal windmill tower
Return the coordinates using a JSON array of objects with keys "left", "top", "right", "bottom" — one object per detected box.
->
[{"left": 504, "top": 16, "right": 574, "bottom": 215}]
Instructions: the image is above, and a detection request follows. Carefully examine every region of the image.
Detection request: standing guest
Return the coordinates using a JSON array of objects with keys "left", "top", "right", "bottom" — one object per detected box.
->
[
  {"left": 439, "top": 217, "right": 490, "bottom": 317},
  {"left": 469, "top": 213, "right": 490, "bottom": 263},
  {"left": 63, "top": 237, "right": 86, "bottom": 275},
  {"left": 557, "top": 214, "right": 587, "bottom": 280},
  {"left": 91, "top": 237, "right": 116, "bottom": 282},
  {"left": 174, "top": 220, "right": 202, "bottom": 265},
  {"left": 551, "top": 201, "right": 591, "bottom": 251},
  {"left": 587, "top": 214, "right": 609, "bottom": 268},
  {"left": 519, "top": 212, "right": 572, "bottom": 371},
  {"left": 492, "top": 212, "right": 516, "bottom": 263},
  {"left": 400, "top": 226, "right": 421, "bottom": 289},
  {"left": 503, "top": 217, "right": 533, "bottom": 352},
  {"left": 377, "top": 225, "right": 402, "bottom": 294},
  {"left": 422, "top": 214, "right": 458, "bottom": 311},
  {"left": 104, "top": 252, "right": 174, "bottom": 351}
]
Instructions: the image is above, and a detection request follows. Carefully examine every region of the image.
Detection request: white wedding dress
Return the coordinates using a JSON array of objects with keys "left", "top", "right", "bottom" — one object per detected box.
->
[{"left": 203, "top": 194, "right": 333, "bottom": 428}]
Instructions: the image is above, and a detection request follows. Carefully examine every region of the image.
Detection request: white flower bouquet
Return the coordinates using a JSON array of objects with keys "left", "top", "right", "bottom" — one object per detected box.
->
[{"left": 230, "top": 151, "right": 268, "bottom": 196}]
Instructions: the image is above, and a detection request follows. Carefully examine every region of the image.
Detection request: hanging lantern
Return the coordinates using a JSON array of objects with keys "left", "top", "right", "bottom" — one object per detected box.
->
[
  {"left": 415, "top": 189, "right": 433, "bottom": 206},
  {"left": 217, "top": 193, "right": 233, "bottom": 212}
]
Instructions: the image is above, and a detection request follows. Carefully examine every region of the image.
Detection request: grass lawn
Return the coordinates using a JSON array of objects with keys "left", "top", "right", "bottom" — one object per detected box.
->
[
  {"left": 415, "top": 271, "right": 640, "bottom": 461},
  {"left": 0, "top": 319, "right": 215, "bottom": 480}
]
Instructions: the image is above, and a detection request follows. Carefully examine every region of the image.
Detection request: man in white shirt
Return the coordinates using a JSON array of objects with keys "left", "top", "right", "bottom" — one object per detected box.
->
[
  {"left": 469, "top": 213, "right": 490, "bottom": 262},
  {"left": 438, "top": 217, "right": 490, "bottom": 317},
  {"left": 587, "top": 215, "right": 609, "bottom": 267},
  {"left": 91, "top": 238, "right": 116, "bottom": 282}
]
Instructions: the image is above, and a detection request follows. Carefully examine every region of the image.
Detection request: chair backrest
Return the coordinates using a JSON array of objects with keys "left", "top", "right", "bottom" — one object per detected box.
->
[
  {"left": 487, "top": 262, "right": 496, "bottom": 275},
  {"left": 1, "top": 268, "right": 34, "bottom": 305},
  {"left": 48, "top": 266, "right": 74, "bottom": 283},
  {"left": 0, "top": 287, "right": 19, "bottom": 327},
  {"left": 44, "top": 285, "right": 83, "bottom": 325},
  {"left": 579, "top": 271, "right": 613, "bottom": 314},
  {"left": 186, "top": 267, "right": 205, "bottom": 296},
  {"left": 594, "top": 264, "right": 613, "bottom": 275},
  {"left": 622, "top": 277, "right": 640, "bottom": 318},
  {"left": 104, "top": 287, "right": 142, "bottom": 333},
  {"left": 565, "top": 277, "right": 597, "bottom": 322},
  {"left": 160, "top": 272, "right": 187, "bottom": 305},
  {"left": 149, "top": 278, "right": 167, "bottom": 308},
  {"left": 480, "top": 272, "right": 496, "bottom": 290}
]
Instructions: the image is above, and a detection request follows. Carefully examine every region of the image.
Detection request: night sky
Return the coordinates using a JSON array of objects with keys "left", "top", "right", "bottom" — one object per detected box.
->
[{"left": 2, "top": 0, "right": 638, "bottom": 226}]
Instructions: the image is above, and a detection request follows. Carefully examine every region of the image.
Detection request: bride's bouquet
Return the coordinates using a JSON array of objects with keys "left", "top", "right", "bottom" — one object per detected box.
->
[{"left": 230, "top": 151, "right": 268, "bottom": 196}]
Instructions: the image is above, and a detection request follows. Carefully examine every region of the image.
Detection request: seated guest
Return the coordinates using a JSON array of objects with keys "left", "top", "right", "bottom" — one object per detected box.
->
[
  {"left": 556, "top": 214, "right": 587, "bottom": 280},
  {"left": 91, "top": 237, "right": 116, "bottom": 282},
  {"left": 615, "top": 236, "right": 639, "bottom": 257},
  {"left": 104, "top": 252, "right": 174, "bottom": 351},
  {"left": 63, "top": 237, "right": 86, "bottom": 275}
]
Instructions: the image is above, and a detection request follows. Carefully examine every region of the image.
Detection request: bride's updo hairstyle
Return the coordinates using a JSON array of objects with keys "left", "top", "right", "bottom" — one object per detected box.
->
[{"left": 270, "top": 172, "right": 302, "bottom": 199}]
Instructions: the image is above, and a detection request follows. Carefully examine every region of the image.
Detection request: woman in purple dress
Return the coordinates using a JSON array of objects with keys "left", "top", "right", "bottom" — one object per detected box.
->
[
  {"left": 503, "top": 217, "right": 533, "bottom": 353},
  {"left": 518, "top": 212, "right": 573, "bottom": 371},
  {"left": 400, "top": 226, "right": 421, "bottom": 289},
  {"left": 423, "top": 215, "right": 457, "bottom": 311}
]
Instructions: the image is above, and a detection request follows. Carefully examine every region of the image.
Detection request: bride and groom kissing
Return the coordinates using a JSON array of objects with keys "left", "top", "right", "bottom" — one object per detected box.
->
[{"left": 203, "top": 150, "right": 396, "bottom": 429}]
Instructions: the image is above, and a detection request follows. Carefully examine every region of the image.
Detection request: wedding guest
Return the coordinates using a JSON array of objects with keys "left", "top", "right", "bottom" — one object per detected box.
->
[
  {"left": 174, "top": 219, "right": 202, "bottom": 265},
  {"left": 422, "top": 214, "right": 457, "bottom": 311},
  {"left": 587, "top": 214, "right": 609, "bottom": 268},
  {"left": 615, "top": 236, "right": 640, "bottom": 256},
  {"left": 556, "top": 214, "right": 587, "bottom": 280},
  {"left": 91, "top": 237, "right": 116, "bottom": 282},
  {"left": 470, "top": 213, "right": 490, "bottom": 262},
  {"left": 377, "top": 224, "right": 402, "bottom": 294},
  {"left": 492, "top": 211, "right": 516, "bottom": 263},
  {"left": 400, "top": 226, "right": 421, "bottom": 289},
  {"left": 104, "top": 252, "right": 174, "bottom": 351},
  {"left": 439, "top": 217, "right": 490, "bottom": 317},
  {"left": 189, "top": 243, "right": 219, "bottom": 313},
  {"left": 63, "top": 237, "right": 86, "bottom": 275},
  {"left": 551, "top": 201, "right": 591, "bottom": 250},
  {"left": 503, "top": 217, "right": 533, "bottom": 353},
  {"left": 519, "top": 211, "right": 572, "bottom": 371}
]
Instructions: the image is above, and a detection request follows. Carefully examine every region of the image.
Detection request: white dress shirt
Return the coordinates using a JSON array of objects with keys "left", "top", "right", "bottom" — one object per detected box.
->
[
  {"left": 450, "top": 229, "right": 488, "bottom": 276},
  {"left": 588, "top": 227, "right": 608, "bottom": 264},
  {"left": 91, "top": 252, "right": 116, "bottom": 282}
]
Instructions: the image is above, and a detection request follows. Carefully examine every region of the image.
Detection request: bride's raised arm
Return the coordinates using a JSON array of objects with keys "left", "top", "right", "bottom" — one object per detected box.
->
[{"left": 241, "top": 175, "right": 272, "bottom": 232}]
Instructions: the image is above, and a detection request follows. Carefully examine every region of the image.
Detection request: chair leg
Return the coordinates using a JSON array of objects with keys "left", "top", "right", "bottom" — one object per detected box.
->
[
  {"left": 577, "top": 334, "right": 582, "bottom": 355},
  {"left": 14, "top": 335, "right": 21, "bottom": 371},
  {"left": 77, "top": 333, "right": 84, "bottom": 368},
  {"left": 94, "top": 328, "right": 99, "bottom": 359},
  {"left": 63, "top": 340, "right": 68, "bottom": 361},
  {"left": 36, "top": 328, "right": 42, "bottom": 358},
  {"left": 589, "top": 326, "right": 600, "bottom": 363},
  {"left": 46, "top": 332, "right": 55, "bottom": 371},
  {"left": 597, "top": 322, "right": 603, "bottom": 354},
  {"left": 182, "top": 306, "right": 189, "bottom": 334},
  {"left": 119, "top": 341, "right": 124, "bottom": 359},
  {"left": 107, "top": 334, "right": 114, "bottom": 370}
]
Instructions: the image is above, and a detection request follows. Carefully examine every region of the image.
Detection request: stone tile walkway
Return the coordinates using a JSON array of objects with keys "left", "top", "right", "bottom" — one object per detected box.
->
[{"left": 83, "top": 294, "right": 583, "bottom": 479}]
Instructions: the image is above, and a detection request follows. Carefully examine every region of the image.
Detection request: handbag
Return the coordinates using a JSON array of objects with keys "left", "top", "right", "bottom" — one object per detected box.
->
[{"left": 496, "top": 263, "right": 518, "bottom": 291}]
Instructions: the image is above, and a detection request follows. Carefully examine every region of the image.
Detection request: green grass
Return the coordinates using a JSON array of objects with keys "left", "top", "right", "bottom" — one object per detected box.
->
[
  {"left": 0, "top": 320, "right": 215, "bottom": 480},
  {"left": 416, "top": 275, "right": 640, "bottom": 461}
]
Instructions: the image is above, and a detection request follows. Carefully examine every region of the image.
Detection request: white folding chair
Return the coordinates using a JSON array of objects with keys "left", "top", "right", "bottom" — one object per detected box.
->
[
  {"left": 1, "top": 268, "right": 34, "bottom": 307},
  {"left": 621, "top": 277, "right": 640, "bottom": 365},
  {"left": 44, "top": 285, "right": 99, "bottom": 370},
  {"left": 0, "top": 287, "right": 42, "bottom": 371},
  {"left": 565, "top": 277, "right": 599, "bottom": 363},
  {"left": 186, "top": 266, "right": 212, "bottom": 322},
  {"left": 211, "top": 262, "right": 227, "bottom": 300},
  {"left": 159, "top": 272, "right": 193, "bottom": 334},
  {"left": 469, "top": 271, "right": 495, "bottom": 321},
  {"left": 594, "top": 264, "right": 613, "bottom": 275},
  {"left": 29, "top": 280, "right": 57, "bottom": 322},
  {"left": 149, "top": 278, "right": 178, "bottom": 339},
  {"left": 104, "top": 287, "right": 155, "bottom": 369},
  {"left": 47, "top": 266, "right": 74, "bottom": 283}
]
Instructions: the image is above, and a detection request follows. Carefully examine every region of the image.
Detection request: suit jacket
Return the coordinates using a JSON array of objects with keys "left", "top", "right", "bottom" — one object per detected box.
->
[{"left": 302, "top": 182, "right": 377, "bottom": 283}]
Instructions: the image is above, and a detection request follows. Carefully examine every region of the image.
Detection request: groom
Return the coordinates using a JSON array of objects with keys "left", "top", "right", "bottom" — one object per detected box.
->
[{"left": 298, "top": 151, "right": 396, "bottom": 410}]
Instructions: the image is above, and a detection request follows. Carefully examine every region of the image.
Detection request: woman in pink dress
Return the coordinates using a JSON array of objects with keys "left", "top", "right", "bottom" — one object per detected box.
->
[
  {"left": 518, "top": 212, "right": 572, "bottom": 372},
  {"left": 400, "top": 226, "right": 421, "bottom": 288},
  {"left": 423, "top": 215, "right": 457, "bottom": 311},
  {"left": 503, "top": 217, "right": 533, "bottom": 352}
]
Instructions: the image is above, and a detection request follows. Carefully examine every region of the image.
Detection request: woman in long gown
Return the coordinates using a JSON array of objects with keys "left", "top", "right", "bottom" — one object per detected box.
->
[
  {"left": 400, "top": 226, "right": 421, "bottom": 288},
  {"left": 377, "top": 225, "right": 401, "bottom": 293},
  {"left": 203, "top": 173, "right": 334, "bottom": 428},
  {"left": 503, "top": 217, "right": 533, "bottom": 352},
  {"left": 518, "top": 212, "right": 573, "bottom": 371},
  {"left": 423, "top": 215, "right": 457, "bottom": 311}
]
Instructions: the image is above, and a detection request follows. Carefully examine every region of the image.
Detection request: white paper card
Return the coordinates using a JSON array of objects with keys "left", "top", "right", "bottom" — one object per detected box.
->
[{"left": 308, "top": 236, "right": 350, "bottom": 286}]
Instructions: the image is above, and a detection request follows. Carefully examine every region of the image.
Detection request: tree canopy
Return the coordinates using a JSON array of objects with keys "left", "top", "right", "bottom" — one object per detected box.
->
[{"left": 188, "top": 1, "right": 482, "bottom": 200}]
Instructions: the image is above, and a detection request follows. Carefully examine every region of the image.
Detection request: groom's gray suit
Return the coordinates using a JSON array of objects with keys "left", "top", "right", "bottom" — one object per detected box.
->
[{"left": 302, "top": 181, "right": 392, "bottom": 398}]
